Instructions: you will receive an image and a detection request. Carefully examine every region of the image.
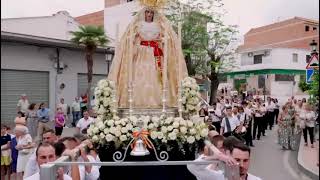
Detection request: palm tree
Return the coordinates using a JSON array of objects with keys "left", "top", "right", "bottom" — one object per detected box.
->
[{"left": 70, "top": 25, "right": 108, "bottom": 110}]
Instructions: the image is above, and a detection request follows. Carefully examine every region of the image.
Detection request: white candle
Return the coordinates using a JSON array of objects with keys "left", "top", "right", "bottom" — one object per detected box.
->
[
  {"left": 128, "top": 25, "right": 134, "bottom": 116},
  {"left": 162, "top": 30, "right": 168, "bottom": 113},
  {"left": 178, "top": 22, "right": 182, "bottom": 117}
]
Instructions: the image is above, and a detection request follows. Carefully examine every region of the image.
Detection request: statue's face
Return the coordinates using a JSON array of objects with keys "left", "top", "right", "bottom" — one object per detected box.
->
[{"left": 145, "top": 9, "right": 154, "bottom": 22}]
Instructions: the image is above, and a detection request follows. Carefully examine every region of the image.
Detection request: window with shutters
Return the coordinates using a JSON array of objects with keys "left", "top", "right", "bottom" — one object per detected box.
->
[
  {"left": 253, "top": 55, "right": 263, "bottom": 64},
  {"left": 275, "top": 74, "right": 294, "bottom": 81},
  {"left": 292, "top": 53, "right": 298, "bottom": 63}
]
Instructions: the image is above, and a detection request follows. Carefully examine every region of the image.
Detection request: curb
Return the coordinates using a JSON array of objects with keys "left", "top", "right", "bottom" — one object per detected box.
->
[{"left": 297, "top": 135, "right": 319, "bottom": 180}]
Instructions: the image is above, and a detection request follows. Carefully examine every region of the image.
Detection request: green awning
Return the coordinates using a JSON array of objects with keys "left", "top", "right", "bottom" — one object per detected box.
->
[{"left": 224, "top": 69, "right": 304, "bottom": 78}]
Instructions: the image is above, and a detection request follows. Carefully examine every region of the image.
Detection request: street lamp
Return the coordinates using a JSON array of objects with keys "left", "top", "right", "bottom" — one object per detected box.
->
[{"left": 106, "top": 49, "right": 115, "bottom": 74}]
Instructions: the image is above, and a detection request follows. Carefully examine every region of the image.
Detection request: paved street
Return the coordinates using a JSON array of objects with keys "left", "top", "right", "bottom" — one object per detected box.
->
[{"left": 249, "top": 126, "right": 312, "bottom": 180}]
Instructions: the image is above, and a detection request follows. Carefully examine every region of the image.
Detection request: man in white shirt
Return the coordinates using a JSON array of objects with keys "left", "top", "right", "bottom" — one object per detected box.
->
[
  {"left": 72, "top": 97, "right": 81, "bottom": 127},
  {"left": 252, "top": 102, "right": 266, "bottom": 140},
  {"left": 188, "top": 141, "right": 262, "bottom": 180},
  {"left": 264, "top": 97, "right": 275, "bottom": 130},
  {"left": 220, "top": 106, "right": 240, "bottom": 137},
  {"left": 24, "top": 143, "right": 72, "bottom": 180},
  {"left": 17, "top": 93, "right": 29, "bottom": 114},
  {"left": 24, "top": 129, "right": 58, "bottom": 178},
  {"left": 209, "top": 103, "right": 222, "bottom": 133},
  {"left": 76, "top": 111, "right": 94, "bottom": 134}
]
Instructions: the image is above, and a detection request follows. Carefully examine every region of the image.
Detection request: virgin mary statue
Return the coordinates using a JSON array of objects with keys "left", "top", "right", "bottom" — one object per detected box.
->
[{"left": 108, "top": 0, "right": 188, "bottom": 109}]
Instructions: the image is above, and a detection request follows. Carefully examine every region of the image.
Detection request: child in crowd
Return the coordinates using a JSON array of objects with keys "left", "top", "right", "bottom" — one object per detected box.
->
[
  {"left": 55, "top": 107, "right": 66, "bottom": 138},
  {"left": 1, "top": 124, "right": 11, "bottom": 180}
]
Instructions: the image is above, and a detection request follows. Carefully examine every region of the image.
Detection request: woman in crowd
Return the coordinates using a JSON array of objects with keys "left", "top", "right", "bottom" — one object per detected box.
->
[
  {"left": 278, "top": 104, "right": 296, "bottom": 150},
  {"left": 15, "top": 126, "right": 33, "bottom": 180},
  {"left": 15, "top": 111, "right": 26, "bottom": 127},
  {"left": 273, "top": 99, "right": 280, "bottom": 125},
  {"left": 55, "top": 107, "right": 66, "bottom": 139},
  {"left": 300, "top": 104, "right": 316, "bottom": 148},
  {"left": 26, "top": 103, "right": 39, "bottom": 139}
]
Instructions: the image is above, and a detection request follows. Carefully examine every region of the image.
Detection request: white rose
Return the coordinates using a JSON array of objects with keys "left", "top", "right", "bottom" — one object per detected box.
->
[
  {"left": 93, "top": 127, "right": 99, "bottom": 134},
  {"left": 104, "top": 128, "right": 109, "bottom": 134},
  {"left": 114, "top": 116, "right": 120, "bottom": 121},
  {"left": 116, "top": 125, "right": 122, "bottom": 131},
  {"left": 100, "top": 132, "right": 105, "bottom": 139},
  {"left": 167, "top": 126, "right": 173, "bottom": 131},
  {"left": 107, "top": 120, "right": 114, "bottom": 127},
  {"left": 162, "top": 138, "right": 167, "bottom": 143},
  {"left": 187, "top": 136, "right": 195, "bottom": 144},
  {"left": 179, "top": 120, "right": 187, "bottom": 127},
  {"left": 109, "top": 127, "right": 116, "bottom": 134},
  {"left": 153, "top": 122, "right": 159, "bottom": 128},
  {"left": 186, "top": 105, "right": 195, "bottom": 111},
  {"left": 151, "top": 116, "right": 160, "bottom": 123},
  {"left": 121, "top": 127, "right": 128, "bottom": 133},
  {"left": 201, "top": 129, "right": 209, "bottom": 137},
  {"left": 98, "top": 124, "right": 105, "bottom": 131},
  {"left": 114, "top": 130, "right": 121, "bottom": 137},
  {"left": 180, "top": 127, "right": 187, "bottom": 134},
  {"left": 148, "top": 123, "right": 154, "bottom": 129},
  {"left": 121, "top": 119, "right": 126, "bottom": 126},
  {"left": 115, "top": 120, "right": 120, "bottom": 125},
  {"left": 173, "top": 122, "right": 179, "bottom": 128},
  {"left": 126, "top": 123, "right": 133, "bottom": 131},
  {"left": 105, "top": 134, "right": 114, "bottom": 142},
  {"left": 196, "top": 135, "right": 201, "bottom": 140},
  {"left": 161, "top": 126, "right": 168, "bottom": 133},
  {"left": 189, "top": 128, "right": 196, "bottom": 135},
  {"left": 187, "top": 121, "right": 194, "bottom": 127},
  {"left": 109, "top": 81, "right": 115, "bottom": 88},
  {"left": 173, "top": 129, "right": 179, "bottom": 134},
  {"left": 150, "top": 131, "right": 158, "bottom": 139},
  {"left": 157, "top": 132, "right": 164, "bottom": 139},
  {"left": 92, "top": 135, "right": 99, "bottom": 143},
  {"left": 97, "top": 107, "right": 106, "bottom": 115},
  {"left": 168, "top": 132, "right": 177, "bottom": 140},
  {"left": 120, "top": 135, "right": 127, "bottom": 142}
]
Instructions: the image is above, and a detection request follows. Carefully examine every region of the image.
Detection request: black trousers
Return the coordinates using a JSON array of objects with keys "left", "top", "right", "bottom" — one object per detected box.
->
[
  {"left": 212, "top": 121, "right": 221, "bottom": 134},
  {"left": 261, "top": 115, "right": 268, "bottom": 135},
  {"left": 244, "top": 120, "right": 253, "bottom": 146},
  {"left": 253, "top": 117, "right": 263, "bottom": 139},
  {"left": 267, "top": 111, "right": 275, "bottom": 130},
  {"left": 274, "top": 109, "right": 279, "bottom": 124},
  {"left": 303, "top": 127, "right": 314, "bottom": 144}
]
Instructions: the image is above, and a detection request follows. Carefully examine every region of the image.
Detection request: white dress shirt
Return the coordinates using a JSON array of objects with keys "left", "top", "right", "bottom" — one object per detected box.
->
[
  {"left": 264, "top": 102, "right": 275, "bottom": 112},
  {"left": 187, "top": 155, "right": 262, "bottom": 180},
  {"left": 221, "top": 116, "right": 240, "bottom": 133},
  {"left": 24, "top": 172, "right": 72, "bottom": 180},
  {"left": 78, "top": 155, "right": 100, "bottom": 180},
  {"left": 24, "top": 152, "right": 39, "bottom": 178},
  {"left": 76, "top": 117, "right": 94, "bottom": 132}
]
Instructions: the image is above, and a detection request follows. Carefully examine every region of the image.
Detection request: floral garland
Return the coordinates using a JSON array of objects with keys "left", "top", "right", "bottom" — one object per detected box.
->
[
  {"left": 88, "top": 78, "right": 207, "bottom": 153},
  {"left": 87, "top": 115, "right": 208, "bottom": 151},
  {"left": 181, "top": 77, "right": 201, "bottom": 115}
]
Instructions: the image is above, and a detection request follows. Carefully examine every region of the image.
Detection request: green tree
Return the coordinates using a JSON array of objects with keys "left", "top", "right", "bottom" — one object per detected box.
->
[
  {"left": 308, "top": 70, "right": 319, "bottom": 104},
  {"left": 70, "top": 25, "right": 108, "bottom": 110},
  {"left": 167, "top": 0, "right": 239, "bottom": 104}
]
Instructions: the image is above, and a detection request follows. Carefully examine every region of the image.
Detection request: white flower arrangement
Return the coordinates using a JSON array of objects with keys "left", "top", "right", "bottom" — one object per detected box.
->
[
  {"left": 88, "top": 114, "right": 208, "bottom": 150},
  {"left": 93, "top": 79, "right": 117, "bottom": 119},
  {"left": 181, "top": 77, "right": 201, "bottom": 115}
]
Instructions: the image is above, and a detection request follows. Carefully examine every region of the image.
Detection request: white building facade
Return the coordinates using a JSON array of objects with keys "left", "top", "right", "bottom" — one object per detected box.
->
[
  {"left": 1, "top": 12, "right": 112, "bottom": 124},
  {"left": 228, "top": 47, "right": 309, "bottom": 100}
]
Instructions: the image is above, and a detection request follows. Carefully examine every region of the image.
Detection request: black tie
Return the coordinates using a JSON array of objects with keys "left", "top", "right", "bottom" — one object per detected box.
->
[{"left": 225, "top": 117, "right": 231, "bottom": 132}]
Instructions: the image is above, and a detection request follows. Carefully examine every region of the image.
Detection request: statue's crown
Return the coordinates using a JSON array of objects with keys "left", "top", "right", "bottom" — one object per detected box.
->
[{"left": 138, "top": 0, "right": 168, "bottom": 10}]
